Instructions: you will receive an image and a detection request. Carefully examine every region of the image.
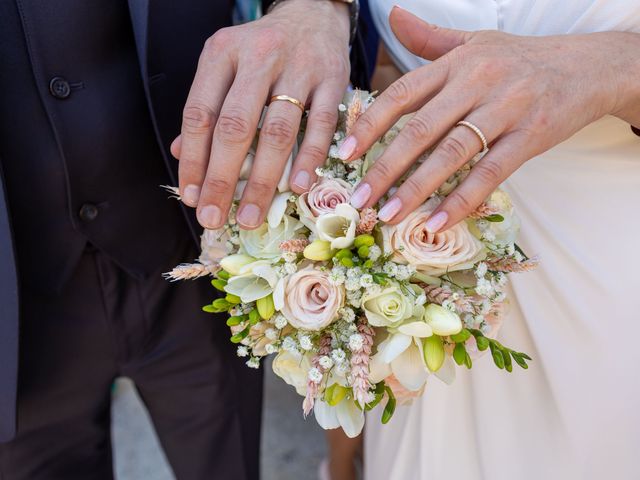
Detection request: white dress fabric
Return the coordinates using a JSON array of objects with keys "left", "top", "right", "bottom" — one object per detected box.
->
[{"left": 365, "top": 2, "right": 640, "bottom": 479}]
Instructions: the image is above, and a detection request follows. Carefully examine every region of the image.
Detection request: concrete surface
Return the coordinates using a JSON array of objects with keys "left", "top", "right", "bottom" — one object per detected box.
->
[{"left": 111, "top": 358, "right": 327, "bottom": 480}]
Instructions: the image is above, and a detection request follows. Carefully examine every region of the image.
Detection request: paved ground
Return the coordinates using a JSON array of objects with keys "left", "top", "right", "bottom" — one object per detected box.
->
[{"left": 111, "top": 358, "right": 327, "bottom": 480}]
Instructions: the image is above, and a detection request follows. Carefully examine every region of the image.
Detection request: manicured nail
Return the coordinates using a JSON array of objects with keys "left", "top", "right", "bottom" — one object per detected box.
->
[
  {"left": 425, "top": 211, "right": 448, "bottom": 233},
  {"left": 338, "top": 136, "right": 357, "bottom": 160},
  {"left": 350, "top": 183, "right": 371, "bottom": 209},
  {"left": 199, "top": 205, "right": 222, "bottom": 228},
  {"left": 237, "top": 203, "right": 261, "bottom": 228},
  {"left": 182, "top": 184, "right": 201, "bottom": 207},
  {"left": 378, "top": 197, "right": 402, "bottom": 222},
  {"left": 292, "top": 170, "right": 310, "bottom": 191}
]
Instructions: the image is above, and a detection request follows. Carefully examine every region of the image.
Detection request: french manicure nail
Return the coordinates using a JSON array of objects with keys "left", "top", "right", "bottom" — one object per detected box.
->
[
  {"left": 350, "top": 183, "right": 371, "bottom": 209},
  {"left": 425, "top": 211, "right": 448, "bottom": 233},
  {"left": 199, "top": 205, "right": 222, "bottom": 229},
  {"left": 237, "top": 203, "right": 261, "bottom": 228},
  {"left": 292, "top": 170, "right": 310, "bottom": 191},
  {"left": 182, "top": 184, "right": 201, "bottom": 207},
  {"left": 338, "top": 136, "right": 357, "bottom": 160},
  {"left": 378, "top": 197, "right": 402, "bottom": 222}
]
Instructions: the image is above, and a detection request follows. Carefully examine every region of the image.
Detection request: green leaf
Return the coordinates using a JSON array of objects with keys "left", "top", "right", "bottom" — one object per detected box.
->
[
  {"left": 519, "top": 352, "right": 532, "bottom": 361},
  {"left": 476, "top": 336, "right": 490, "bottom": 351},
  {"left": 381, "top": 387, "right": 396, "bottom": 424},
  {"left": 372, "top": 273, "right": 388, "bottom": 285},
  {"left": 511, "top": 353, "right": 529, "bottom": 369},
  {"left": 449, "top": 329, "right": 471, "bottom": 343},
  {"left": 364, "top": 392, "right": 384, "bottom": 411},
  {"left": 211, "top": 279, "right": 227, "bottom": 291},
  {"left": 453, "top": 343, "right": 466, "bottom": 366},
  {"left": 484, "top": 214, "right": 505, "bottom": 223}
]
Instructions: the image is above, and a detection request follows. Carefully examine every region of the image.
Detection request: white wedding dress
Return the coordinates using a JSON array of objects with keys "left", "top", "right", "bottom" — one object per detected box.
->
[{"left": 365, "top": 1, "right": 640, "bottom": 479}]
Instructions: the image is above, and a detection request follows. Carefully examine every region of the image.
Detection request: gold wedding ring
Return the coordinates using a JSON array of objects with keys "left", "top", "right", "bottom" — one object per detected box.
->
[
  {"left": 456, "top": 120, "right": 489, "bottom": 155},
  {"left": 269, "top": 94, "right": 305, "bottom": 113}
]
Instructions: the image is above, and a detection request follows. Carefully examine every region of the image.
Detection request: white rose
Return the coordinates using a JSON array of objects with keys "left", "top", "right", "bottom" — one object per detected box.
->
[
  {"left": 382, "top": 197, "right": 486, "bottom": 276},
  {"left": 240, "top": 214, "right": 303, "bottom": 261},
  {"left": 315, "top": 203, "right": 359, "bottom": 249},
  {"left": 272, "top": 350, "right": 312, "bottom": 396}
]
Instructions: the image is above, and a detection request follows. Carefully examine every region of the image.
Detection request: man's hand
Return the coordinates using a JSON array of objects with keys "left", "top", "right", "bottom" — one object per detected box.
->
[{"left": 171, "top": 0, "right": 351, "bottom": 230}]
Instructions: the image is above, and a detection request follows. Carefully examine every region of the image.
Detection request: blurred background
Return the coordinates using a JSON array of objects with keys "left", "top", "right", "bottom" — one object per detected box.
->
[{"left": 111, "top": 360, "right": 327, "bottom": 480}]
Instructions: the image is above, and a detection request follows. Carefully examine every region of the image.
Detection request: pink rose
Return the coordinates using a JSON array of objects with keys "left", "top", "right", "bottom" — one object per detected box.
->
[
  {"left": 297, "top": 177, "right": 353, "bottom": 227},
  {"left": 276, "top": 267, "right": 344, "bottom": 331},
  {"left": 381, "top": 197, "right": 486, "bottom": 276}
]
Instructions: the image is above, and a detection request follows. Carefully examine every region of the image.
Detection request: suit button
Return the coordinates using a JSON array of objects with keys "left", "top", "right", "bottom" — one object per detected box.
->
[
  {"left": 79, "top": 203, "right": 99, "bottom": 222},
  {"left": 49, "top": 77, "right": 71, "bottom": 99}
]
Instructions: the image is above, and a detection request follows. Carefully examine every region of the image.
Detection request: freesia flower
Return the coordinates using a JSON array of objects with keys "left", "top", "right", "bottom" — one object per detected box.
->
[
  {"left": 423, "top": 304, "right": 463, "bottom": 336},
  {"left": 240, "top": 214, "right": 303, "bottom": 262},
  {"left": 274, "top": 267, "right": 344, "bottom": 331},
  {"left": 381, "top": 197, "right": 486, "bottom": 276},
  {"left": 315, "top": 203, "right": 360, "bottom": 249},
  {"left": 314, "top": 397, "right": 365, "bottom": 438},
  {"left": 223, "top": 260, "right": 279, "bottom": 303}
]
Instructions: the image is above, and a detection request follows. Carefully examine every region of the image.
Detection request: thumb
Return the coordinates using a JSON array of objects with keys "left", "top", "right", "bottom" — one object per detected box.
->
[{"left": 389, "top": 6, "right": 473, "bottom": 60}]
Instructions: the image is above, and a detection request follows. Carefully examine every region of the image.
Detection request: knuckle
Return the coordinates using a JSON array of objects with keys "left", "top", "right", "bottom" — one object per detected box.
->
[
  {"left": 473, "top": 161, "right": 503, "bottom": 184},
  {"left": 311, "top": 109, "right": 338, "bottom": 130},
  {"left": 247, "top": 177, "right": 276, "bottom": 198},
  {"left": 439, "top": 136, "right": 470, "bottom": 163},
  {"left": 387, "top": 78, "right": 412, "bottom": 106},
  {"left": 204, "top": 28, "right": 233, "bottom": 53},
  {"left": 448, "top": 190, "right": 474, "bottom": 212},
  {"left": 216, "top": 111, "right": 253, "bottom": 145},
  {"left": 253, "top": 28, "right": 285, "bottom": 57},
  {"left": 371, "top": 160, "right": 394, "bottom": 179},
  {"left": 353, "top": 113, "right": 377, "bottom": 135},
  {"left": 299, "top": 144, "right": 328, "bottom": 165},
  {"left": 401, "top": 176, "right": 424, "bottom": 198},
  {"left": 402, "top": 115, "right": 434, "bottom": 142},
  {"left": 260, "top": 116, "right": 296, "bottom": 149},
  {"left": 182, "top": 104, "right": 216, "bottom": 133},
  {"left": 203, "top": 176, "right": 232, "bottom": 194}
]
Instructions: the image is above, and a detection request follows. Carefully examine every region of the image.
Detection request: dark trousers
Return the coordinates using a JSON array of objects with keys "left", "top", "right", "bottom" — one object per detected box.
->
[{"left": 0, "top": 241, "right": 263, "bottom": 480}]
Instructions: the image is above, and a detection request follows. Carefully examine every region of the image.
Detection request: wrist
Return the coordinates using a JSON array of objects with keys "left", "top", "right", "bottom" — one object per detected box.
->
[
  {"left": 605, "top": 32, "right": 640, "bottom": 126},
  {"left": 268, "top": 0, "right": 352, "bottom": 43}
]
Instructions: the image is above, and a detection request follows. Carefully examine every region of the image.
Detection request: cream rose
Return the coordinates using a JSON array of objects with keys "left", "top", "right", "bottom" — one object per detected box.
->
[
  {"left": 382, "top": 197, "right": 486, "bottom": 276},
  {"left": 297, "top": 177, "right": 353, "bottom": 229},
  {"left": 361, "top": 283, "right": 417, "bottom": 328},
  {"left": 274, "top": 267, "right": 344, "bottom": 331}
]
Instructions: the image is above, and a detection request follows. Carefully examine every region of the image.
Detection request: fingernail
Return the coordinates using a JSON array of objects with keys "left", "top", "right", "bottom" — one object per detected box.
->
[
  {"left": 425, "top": 211, "right": 448, "bottom": 233},
  {"left": 350, "top": 183, "right": 371, "bottom": 209},
  {"left": 182, "top": 184, "right": 201, "bottom": 207},
  {"left": 292, "top": 170, "right": 310, "bottom": 191},
  {"left": 378, "top": 197, "right": 402, "bottom": 222},
  {"left": 338, "top": 136, "right": 357, "bottom": 160},
  {"left": 237, "top": 203, "right": 261, "bottom": 228},
  {"left": 199, "top": 205, "right": 222, "bottom": 228}
]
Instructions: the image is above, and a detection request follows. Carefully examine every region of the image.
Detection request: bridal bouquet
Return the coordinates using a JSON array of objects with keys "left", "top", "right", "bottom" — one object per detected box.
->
[{"left": 166, "top": 90, "right": 537, "bottom": 438}]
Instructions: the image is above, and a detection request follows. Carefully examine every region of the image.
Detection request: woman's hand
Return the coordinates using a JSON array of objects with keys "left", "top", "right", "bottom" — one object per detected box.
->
[
  {"left": 172, "top": 0, "right": 351, "bottom": 230},
  {"left": 342, "top": 7, "right": 640, "bottom": 232}
]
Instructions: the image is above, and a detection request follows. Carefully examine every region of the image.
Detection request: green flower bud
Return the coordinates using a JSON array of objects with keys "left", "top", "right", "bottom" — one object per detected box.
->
[
  {"left": 357, "top": 245, "right": 370, "bottom": 259},
  {"left": 354, "top": 234, "right": 375, "bottom": 248},
  {"left": 303, "top": 240, "right": 334, "bottom": 261},
  {"left": 423, "top": 335, "right": 445, "bottom": 372},
  {"left": 256, "top": 294, "right": 275, "bottom": 320},
  {"left": 211, "top": 279, "right": 227, "bottom": 291},
  {"left": 225, "top": 293, "right": 241, "bottom": 304}
]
